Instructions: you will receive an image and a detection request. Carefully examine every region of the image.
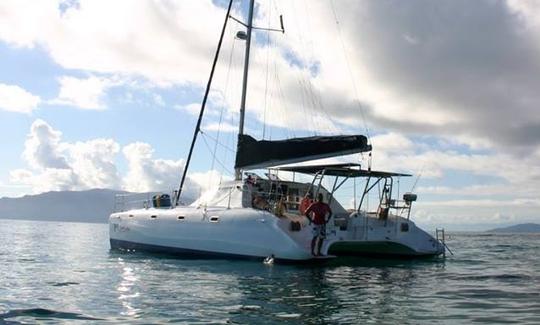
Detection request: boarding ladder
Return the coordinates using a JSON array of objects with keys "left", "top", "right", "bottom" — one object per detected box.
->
[{"left": 436, "top": 228, "right": 454, "bottom": 257}]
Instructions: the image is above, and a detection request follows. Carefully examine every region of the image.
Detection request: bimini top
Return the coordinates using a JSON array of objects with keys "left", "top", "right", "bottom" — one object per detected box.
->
[
  {"left": 235, "top": 134, "right": 372, "bottom": 170},
  {"left": 275, "top": 163, "right": 411, "bottom": 178}
]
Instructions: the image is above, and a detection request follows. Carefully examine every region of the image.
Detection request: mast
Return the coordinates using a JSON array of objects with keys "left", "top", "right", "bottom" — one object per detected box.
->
[
  {"left": 235, "top": 0, "right": 255, "bottom": 180},
  {"left": 175, "top": 0, "right": 234, "bottom": 205}
]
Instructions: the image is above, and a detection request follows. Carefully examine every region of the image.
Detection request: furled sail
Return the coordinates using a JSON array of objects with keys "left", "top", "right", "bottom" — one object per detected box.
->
[{"left": 234, "top": 134, "right": 372, "bottom": 170}]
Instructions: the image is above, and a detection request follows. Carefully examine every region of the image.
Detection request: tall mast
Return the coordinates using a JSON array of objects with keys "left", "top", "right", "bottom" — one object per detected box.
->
[{"left": 235, "top": 0, "right": 255, "bottom": 180}]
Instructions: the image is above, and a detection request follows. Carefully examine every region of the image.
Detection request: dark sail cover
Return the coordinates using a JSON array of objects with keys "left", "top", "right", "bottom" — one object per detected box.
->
[{"left": 235, "top": 134, "right": 372, "bottom": 170}]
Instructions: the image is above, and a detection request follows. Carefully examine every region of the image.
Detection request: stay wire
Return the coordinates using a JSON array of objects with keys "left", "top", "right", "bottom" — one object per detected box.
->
[
  {"left": 200, "top": 132, "right": 234, "bottom": 176},
  {"left": 330, "top": 0, "right": 371, "bottom": 143},
  {"left": 262, "top": 1, "right": 272, "bottom": 139},
  {"left": 175, "top": 0, "right": 234, "bottom": 204},
  {"left": 209, "top": 38, "right": 237, "bottom": 173}
]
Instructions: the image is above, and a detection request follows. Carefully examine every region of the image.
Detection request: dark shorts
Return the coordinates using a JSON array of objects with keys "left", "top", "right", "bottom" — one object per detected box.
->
[{"left": 312, "top": 224, "right": 326, "bottom": 238}]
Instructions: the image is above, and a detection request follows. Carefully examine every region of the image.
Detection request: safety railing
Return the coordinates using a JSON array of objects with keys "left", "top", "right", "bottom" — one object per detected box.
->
[{"left": 114, "top": 192, "right": 159, "bottom": 212}]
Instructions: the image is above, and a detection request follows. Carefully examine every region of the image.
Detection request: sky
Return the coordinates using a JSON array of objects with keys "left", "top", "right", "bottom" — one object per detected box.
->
[{"left": 1, "top": 0, "right": 539, "bottom": 230}]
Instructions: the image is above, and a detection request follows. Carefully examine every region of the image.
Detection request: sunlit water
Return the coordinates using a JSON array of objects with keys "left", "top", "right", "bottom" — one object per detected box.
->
[{"left": 0, "top": 219, "right": 539, "bottom": 324}]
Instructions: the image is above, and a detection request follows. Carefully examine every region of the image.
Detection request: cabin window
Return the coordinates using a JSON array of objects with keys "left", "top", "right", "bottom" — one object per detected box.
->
[
  {"left": 401, "top": 223, "right": 409, "bottom": 232},
  {"left": 150, "top": 215, "right": 157, "bottom": 219},
  {"left": 209, "top": 216, "right": 220, "bottom": 223},
  {"left": 129, "top": 214, "right": 134, "bottom": 218},
  {"left": 177, "top": 215, "right": 185, "bottom": 220}
]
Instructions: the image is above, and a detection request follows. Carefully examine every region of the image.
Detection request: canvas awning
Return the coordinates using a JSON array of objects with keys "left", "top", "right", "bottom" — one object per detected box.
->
[{"left": 276, "top": 163, "right": 411, "bottom": 178}]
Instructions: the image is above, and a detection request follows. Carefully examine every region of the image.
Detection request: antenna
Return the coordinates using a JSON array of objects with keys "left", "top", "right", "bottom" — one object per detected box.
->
[{"left": 410, "top": 164, "right": 425, "bottom": 193}]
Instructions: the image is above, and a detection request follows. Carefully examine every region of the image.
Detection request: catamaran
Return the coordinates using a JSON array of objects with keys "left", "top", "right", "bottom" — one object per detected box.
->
[{"left": 109, "top": 0, "right": 446, "bottom": 262}]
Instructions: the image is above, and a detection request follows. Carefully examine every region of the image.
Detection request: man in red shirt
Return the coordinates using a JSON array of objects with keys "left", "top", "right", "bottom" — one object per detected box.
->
[{"left": 304, "top": 193, "right": 332, "bottom": 256}]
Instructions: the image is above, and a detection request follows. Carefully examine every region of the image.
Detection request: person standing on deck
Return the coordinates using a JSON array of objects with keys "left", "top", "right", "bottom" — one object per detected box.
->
[
  {"left": 299, "top": 192, "right": 314, "bottom": 215},
  {"left": 305, "top": 193, "right": 332, "bottom": 256}
]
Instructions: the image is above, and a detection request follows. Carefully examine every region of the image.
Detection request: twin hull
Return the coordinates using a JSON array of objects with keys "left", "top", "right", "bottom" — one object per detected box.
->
[
  {"left": 109, "top": 207, "right": 443, "bottom": 261},
  {"left": 110, "top": 207, "right": 313, "bottom": 261}
]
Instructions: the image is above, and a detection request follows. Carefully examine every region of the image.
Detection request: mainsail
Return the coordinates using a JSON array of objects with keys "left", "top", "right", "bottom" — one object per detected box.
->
[{"left": 235, "top": 134, "right": 372, "bottom": 170}]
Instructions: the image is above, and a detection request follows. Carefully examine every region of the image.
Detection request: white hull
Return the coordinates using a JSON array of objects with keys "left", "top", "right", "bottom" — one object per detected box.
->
[
  {"left": 110, "top": 206, "right": 313, "bottom": 261},
  {"left": 109, "top": 207, "right": 443, "bottom": 261}
]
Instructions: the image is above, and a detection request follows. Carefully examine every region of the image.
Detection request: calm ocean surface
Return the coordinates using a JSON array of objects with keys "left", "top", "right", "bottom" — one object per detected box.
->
[{"left": 0, "top": 219, "right": 539, "bottom": 324}]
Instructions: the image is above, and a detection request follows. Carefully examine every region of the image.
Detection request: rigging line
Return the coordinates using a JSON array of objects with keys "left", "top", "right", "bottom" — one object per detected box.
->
[
  {"left": 275, "top": 67, "right": 294, "bottom": 138},
  {"left": 175, "top": 0, "right": 234, "bottom": 205},
  {"left": 297, "top": 78, "right": 314, "bottom": 136},
  {"left": 296, "top": 1, "right": 339, "bottom": 135},
  {"left": 210, "top": 37, "right": 237, "bottom": 176},
  {"left": 306, "top": 71, "right": 339, "bottom": 134},
  {"left": 199, "top": 130, "right": 236, "bottom": 153},
  {"left": 304, "top": 76, "right": 331, "bottom": 135},
  {"left": 301, "top": 77, "right": 320, "bottom": 135},
  {"left": 200, "top": 133, "right": 234, "bottom": 176},
  {"left": 208, "top": 37, "right": 236, "bottom": 189},
  {"left": 267, "top": 52, "right": 278, "bottom": 141},
  {"left": 329, "top": 0, "right": 371, "bottom": 143},
  {"left": 262, "top": 0, "right": 272, "bottom": 139}
]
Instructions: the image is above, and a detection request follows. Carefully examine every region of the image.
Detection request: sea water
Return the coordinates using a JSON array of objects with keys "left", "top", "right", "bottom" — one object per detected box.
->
[{"left": 0, "top": 219, "right": 539, "bottom": 324}]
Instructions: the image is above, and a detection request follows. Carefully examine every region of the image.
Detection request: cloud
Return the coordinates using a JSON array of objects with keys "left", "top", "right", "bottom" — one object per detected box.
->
[
  {"left": 122, "top": 142, "right": 184, "bottom": 193},
  {"left": 23, "top": 119, "right": 70, "bottom": 169},
  {"left": 0, "top": 0, "right": 56, "bottom": 48},
  {"left": 0, "top": 83, "right": 40, "bottom": 113},
  {"left": 50, "top": 75, "right": 113, "bottom": 109},
  {"left": 175, "top": 103, "right": 201, "bottom": 116},
  {"left": 203, "top": 121, "right": 238, "bottom": 133},
  {"left": 0, "top": 0, "right": 236, "bottom": 86},
  {"left": 327, "top": 0, "right": 540, "bottom": 152},
  {"left": 2, "top": 0, "right": 540, "bottom": 153},
  {"left": 370, "top": 132, "right": 414, "bottom": 154},
  {"left": 8, "top": 120, "right": 222, "bottom": 198},
  {"left": 12, "top": 119, "right": 120, "bottom": 192},
  {"left": 64, "top": 138, "right": 121, "bottom": 189},
  {"left": 10, "top": 167, "right": 78, "bottom": 194}
]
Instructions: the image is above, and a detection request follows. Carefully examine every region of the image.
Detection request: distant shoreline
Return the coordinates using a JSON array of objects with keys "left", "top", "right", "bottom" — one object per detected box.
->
[{"left": 486, "top": 223, "right": 540, "bottom": 233}]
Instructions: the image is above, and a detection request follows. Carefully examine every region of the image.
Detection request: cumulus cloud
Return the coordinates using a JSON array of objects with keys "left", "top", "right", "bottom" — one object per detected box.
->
[
  {"left": 65, "top": 139, "right": 121, "bottom": 189},
  {"left": 122, "top": 142, "right": 184, "bottom": 193},
  {"left": 203, "top": 121, "right": 238, "bottom": 133},
  {"left": 0, "top": 83, "right": 40, "bottom": 113},
  {"left": 8, "top": 120, "right": 221, "bottom": 198},
  {"left": 0, "top": 0, "right": 235, "bottom": 86},
  {"left": 23, "top": 119, "right": 70, "bottom": 169},
  {"left": 2, "top": 0, "right": 540, "bottom": 151},
  {"left": 12, "top": 119, "right": 120, "bottom": 192},
  {"left": 50, "top": 75, "right": 114, "bottom": 109},
  {"left": 175, "top": 103, "right": 201, "bottom": 116},
  {"left": 10, "top": 167, "right": 78, "bottom": 194}
]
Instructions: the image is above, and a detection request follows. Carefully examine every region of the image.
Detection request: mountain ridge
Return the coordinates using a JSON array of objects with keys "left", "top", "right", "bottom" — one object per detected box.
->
[
  {"left": 486, "top": 223, "right": 540, "bottom": 233},
  {"left": 0, "top": 189, "right": 190, "bottom": 224}
]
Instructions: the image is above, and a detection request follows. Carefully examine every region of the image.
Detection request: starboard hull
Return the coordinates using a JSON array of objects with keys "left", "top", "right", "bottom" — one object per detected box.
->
[{"left": 328, "top": 240, "right": 441, "bottom": 258}]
